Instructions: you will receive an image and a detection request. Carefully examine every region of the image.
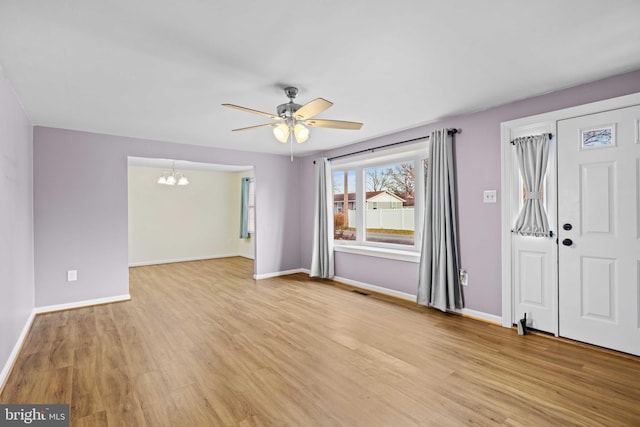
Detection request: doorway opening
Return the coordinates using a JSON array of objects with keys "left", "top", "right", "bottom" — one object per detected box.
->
[{"left": 127, "top": 157, "right": 255, "bottom": 276}]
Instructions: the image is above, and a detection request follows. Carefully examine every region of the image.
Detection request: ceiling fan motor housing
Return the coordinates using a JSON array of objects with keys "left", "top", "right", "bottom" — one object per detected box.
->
[
  {"left": 277, "top": 86, "right": 302, "bottom": 120},
  {"left": 277, "top": 102, "right": 302, "bottom": 119}
]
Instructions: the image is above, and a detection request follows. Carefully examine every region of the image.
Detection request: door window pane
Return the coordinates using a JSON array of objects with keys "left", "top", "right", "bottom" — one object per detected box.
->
[{"left": 582, "top": 126, "right": 613, "bottom": 148}]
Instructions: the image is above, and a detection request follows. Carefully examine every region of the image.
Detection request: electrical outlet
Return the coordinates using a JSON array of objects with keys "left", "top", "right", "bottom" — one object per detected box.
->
[
  {"left": 67, "top": 270, "right": 78, "bottom": 282},
  {"left": 459, "top": 269, "right": 468, "bottom": 286},
  {"left": 483, "top": 190, "right": 497, "bottom": 203}
]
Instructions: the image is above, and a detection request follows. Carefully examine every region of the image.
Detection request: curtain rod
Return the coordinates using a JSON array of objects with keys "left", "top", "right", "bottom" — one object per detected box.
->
[
  {"left": 510, "top": 133, "right": 553, "bottom": 145},
  {"left": 314, "top": 128, "right": 459, "bottom": 164}
]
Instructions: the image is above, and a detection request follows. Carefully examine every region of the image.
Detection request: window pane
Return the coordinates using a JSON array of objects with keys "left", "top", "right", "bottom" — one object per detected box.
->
[
  {"left": 248, "top": 180, "right": 255, "bottom": 234},
  {"left": 582, "top": 126, "right": 613, "bottom": 148},
  {"left": 364, "top": 162, "right": 415, "bottom": 246},
  {"left": 332, "top": 170, "right": 356, "bottom": 241}
]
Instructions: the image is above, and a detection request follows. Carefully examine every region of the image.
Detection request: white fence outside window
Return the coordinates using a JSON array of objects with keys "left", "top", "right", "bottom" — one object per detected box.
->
[{"left": 347, "top": 208, "right": 415, "bottom": 231}]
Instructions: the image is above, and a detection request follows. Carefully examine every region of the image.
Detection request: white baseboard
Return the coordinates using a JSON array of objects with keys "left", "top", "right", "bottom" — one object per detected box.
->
[
  {"left": 35, "top": 294, "right": 131, "bottom": 314},
  {"left": 452, "top": 308, "right": 502, "bottom": 325},
  {"left": 333, "top": 276, "right": 416, "bottom": 302},
  {"left": 315, "top": 273, "right": 502, "bottom": 325},
  {"left": 254, "top": 268, "right": 306, "bottom": 280},
  {"left": 129, "top": 254, "right": 239, "bottom": 267},
  {"left": 0, "top": 309, "right": 36, "bottom": 393}
]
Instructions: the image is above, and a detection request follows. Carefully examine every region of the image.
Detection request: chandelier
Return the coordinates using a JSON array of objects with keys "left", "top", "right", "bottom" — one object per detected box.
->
[{"left": 157, "top": 160, "right": 189, "bottom": 186}]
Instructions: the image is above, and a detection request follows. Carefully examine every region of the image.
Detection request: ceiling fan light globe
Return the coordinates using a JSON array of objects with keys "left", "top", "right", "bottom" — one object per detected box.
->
[
  {"left": 166, "top": 174, "right": 177, "bottom": 185},
  {"left": 177, "top": 175, "right": 189, "bottom": 186},
  {"left": 157, "top": 176, "right": 167, "bottom": 185},
  {"left": 273, "top": 123, "right": 289, "bottom": 143},
  {"left": 293, "top": 123, "right": 310, "bottom": 143}
]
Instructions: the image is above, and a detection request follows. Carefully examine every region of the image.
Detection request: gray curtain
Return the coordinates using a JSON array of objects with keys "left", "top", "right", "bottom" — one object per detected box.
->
[
  {"left": 239, "top": 177, "right": 250, "bottom": 239},
  {"left": 310, "top": 158, "right": 334, "bottom": 279},
  {"left": 417, "top": 129, "right": 463, "bottom": 312},
  {"left": 512, "top": 134, "right": 550, "bottom": 237}
]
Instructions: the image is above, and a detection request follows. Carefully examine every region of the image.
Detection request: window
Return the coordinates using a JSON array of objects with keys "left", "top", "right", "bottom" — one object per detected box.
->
[
  {"left": 581, "top": 125, "right": 614, "bottom": 148},
  {"left": 248, "top": 178, "right": 255, "bottom": 235},
  {"left": 332, "top": 169, "right": 356, "bottom": 241},
  {"left": 331, "top": 142, "right": 427, "bottom": 255},
  {"left": 240, "top": 177, "right": 255, "bottom": 239}
]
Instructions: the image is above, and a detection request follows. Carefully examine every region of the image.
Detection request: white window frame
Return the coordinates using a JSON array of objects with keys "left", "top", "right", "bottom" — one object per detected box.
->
[{"left": 331, "top": 141, "right": 427, "bottom": 263}]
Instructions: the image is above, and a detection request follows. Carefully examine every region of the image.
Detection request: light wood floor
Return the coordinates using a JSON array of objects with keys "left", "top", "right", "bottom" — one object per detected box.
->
[{"left": 1, "top": 258, "right": 639, "bottom": 426}]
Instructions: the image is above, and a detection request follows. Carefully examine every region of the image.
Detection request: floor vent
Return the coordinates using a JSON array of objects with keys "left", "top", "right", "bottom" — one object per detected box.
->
[{"left": 351, "top": 289, "right": 369, "bottom": 296}]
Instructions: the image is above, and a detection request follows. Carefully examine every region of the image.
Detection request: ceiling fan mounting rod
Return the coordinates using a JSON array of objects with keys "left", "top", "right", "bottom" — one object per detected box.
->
[{"left": 284, "top": 86, "right": 298, "bottom": 101}]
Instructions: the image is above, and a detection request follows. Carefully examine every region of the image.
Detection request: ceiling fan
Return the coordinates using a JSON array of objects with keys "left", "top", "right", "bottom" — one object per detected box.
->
[{"left": 222, "top": 87, "right": 363, "bottom": 145}]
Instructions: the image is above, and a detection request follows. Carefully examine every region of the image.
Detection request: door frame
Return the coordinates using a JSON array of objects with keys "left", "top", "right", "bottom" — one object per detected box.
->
[{"left": 500, "top": 92, "right": 640, "bottom": 329}]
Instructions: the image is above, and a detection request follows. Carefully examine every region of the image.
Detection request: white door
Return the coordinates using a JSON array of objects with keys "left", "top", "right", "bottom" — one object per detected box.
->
[{"left": 557, "top": 105, "right": 640, "bottom": 356}]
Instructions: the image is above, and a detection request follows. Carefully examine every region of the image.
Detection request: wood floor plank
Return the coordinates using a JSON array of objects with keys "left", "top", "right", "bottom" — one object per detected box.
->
[
  {"left": 1, "top": 257, "right": 639, "bottom": 426},
  {"left": 75, "top": 410, "right": 108, "bottom": 427}
]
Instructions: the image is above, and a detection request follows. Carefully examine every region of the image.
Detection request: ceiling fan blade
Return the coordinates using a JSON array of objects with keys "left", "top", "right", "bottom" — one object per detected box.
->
[
  {"left": 222, "top": 104, "right": 281, "bottom": 120},
  {"left": 232, "top": 123, "right": 278, "bottom": 132},
  {"left": 305, "top": 119, "right": 363, "bottom": 130},
  {"left": 294, "top": 98, "right": 333, "bottom": 120}
]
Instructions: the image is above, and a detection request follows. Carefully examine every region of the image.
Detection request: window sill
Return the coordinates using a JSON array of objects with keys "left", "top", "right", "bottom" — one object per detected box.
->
[{"left": 334, "top": 244, "right": 421, "bottom": 263}]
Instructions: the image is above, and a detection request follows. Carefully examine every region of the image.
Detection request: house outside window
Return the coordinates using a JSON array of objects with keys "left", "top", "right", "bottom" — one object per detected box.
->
[{"left": 331, "top": 142, "right": 427, "bottom": 253}]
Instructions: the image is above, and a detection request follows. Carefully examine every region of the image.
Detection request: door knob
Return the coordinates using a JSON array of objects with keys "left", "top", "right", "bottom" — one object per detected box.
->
[
  {"left": 563, "top": 223, "right": 573, "bottom": 231},
  {"left": 562, "top": 238, "right": 573, "bottom": 246}
]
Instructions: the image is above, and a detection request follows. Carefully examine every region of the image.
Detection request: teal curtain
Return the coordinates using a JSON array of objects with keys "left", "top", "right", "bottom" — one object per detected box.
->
[{"left": 239, "top": 177, "right": 250, "bottom": 239}]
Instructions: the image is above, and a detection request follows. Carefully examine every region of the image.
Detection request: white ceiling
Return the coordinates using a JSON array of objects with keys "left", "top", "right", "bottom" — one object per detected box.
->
[{"left": 1, "top": 1, "right": 639, "bottom": 157}]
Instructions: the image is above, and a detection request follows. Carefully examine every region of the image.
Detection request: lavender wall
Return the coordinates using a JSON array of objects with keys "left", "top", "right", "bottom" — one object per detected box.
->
[
  {"left": 28, "top": 69, "right": 640, "bottom": 313},
  {"left": 33, "top": 128, "right": 301, "bottom": 307},
  {"left": 0, "top": 70, "right": 34, "bottom": 378},
  {"left": 301, "top": 69, "right": 640, "bottom": 316}
]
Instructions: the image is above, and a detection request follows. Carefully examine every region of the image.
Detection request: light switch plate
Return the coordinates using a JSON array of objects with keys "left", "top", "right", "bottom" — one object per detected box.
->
[
  {"left": 67, "top": 270, "right": 77, "bottom": 282},
  {"left": 483, "top": 190, "right": 497, "bottom": 203}
]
